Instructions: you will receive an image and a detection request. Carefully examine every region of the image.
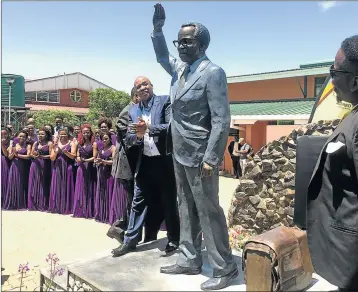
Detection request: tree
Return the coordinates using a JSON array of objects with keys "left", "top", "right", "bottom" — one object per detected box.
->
[
  {"left": 86, "top": 88, "right": 131, "bottom": 127},
  {"left": 31, "top": 110, "right": 80, "bottom": 129}
]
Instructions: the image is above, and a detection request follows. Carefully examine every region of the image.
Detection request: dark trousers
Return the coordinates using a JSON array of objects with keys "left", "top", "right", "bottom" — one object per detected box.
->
[
  {"left": 123, "top": 155, "right": 180, "bottom": 247},
  {"left": 231, "top": 156, "right": 241, "bottom": 177},
  {"left": 107, "top": 178, "right": 143, "bottom": 243}
]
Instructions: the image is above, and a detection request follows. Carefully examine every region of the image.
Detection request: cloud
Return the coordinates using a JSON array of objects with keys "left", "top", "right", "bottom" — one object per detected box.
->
[{"left": 318, "top": 1, "right": 337, "bottom": 12}]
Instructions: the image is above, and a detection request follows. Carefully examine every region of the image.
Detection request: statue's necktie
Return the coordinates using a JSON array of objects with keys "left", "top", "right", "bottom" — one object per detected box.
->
[{"left": 179, "top": 66, "right": 190, "bottom": 88}]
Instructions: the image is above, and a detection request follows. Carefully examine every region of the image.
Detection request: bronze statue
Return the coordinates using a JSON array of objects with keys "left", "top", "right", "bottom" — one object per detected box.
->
[{"left": 151, "top": 3, "right": 238, "bottom": 290}]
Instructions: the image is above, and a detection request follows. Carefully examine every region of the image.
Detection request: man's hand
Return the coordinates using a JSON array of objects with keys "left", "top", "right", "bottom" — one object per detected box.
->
[
  {"left": 133, "top": 118, "right": 147, "bottom": 139},
  {"left": 153, "top": 3, "right": 165, "bottom": 32},
  {"left": 200, "top": 162, "right": 214, "bottom": 177}
]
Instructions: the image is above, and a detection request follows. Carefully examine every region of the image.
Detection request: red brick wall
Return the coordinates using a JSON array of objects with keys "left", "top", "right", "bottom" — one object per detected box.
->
[
  {"left": 27, "top": 88, "right": 89, "bottom": 108},
  {"left": 228, "top": 74, "right": 328, "bottom": 102},
  {"left": 59, "top": 88, "right": 89, "bottom": 107}
]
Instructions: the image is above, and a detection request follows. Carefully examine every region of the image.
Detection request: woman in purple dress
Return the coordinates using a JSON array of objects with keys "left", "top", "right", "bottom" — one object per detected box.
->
[
  {"left": 109, "top": 180, "right": 128, "bottom": 225},
  {"left": 27, "top": 124, "right": 38, "bottom": 145},
  {"left": 97, "top": 118, "right": 116, "bottom": 146},
  {"left": 94, "top": 133, "right": 116, "bottom": 223},
  {"left": 72, "top": 124, "right": 98, "bottom": 219},
  {"left": 1, "top": 129, "right": 12, "bottom": 208},
  {"left": 3, "top": 131, "right": 32, "bottom": 210},
  {"left": 27, "top": 127, "right": 53, "bottom": 211},
  {"left": 44, "top": 124, "right": 55, "bottom": 141},
  {"left": 48, "top": 128, "right": 77, "bottom": 214}
]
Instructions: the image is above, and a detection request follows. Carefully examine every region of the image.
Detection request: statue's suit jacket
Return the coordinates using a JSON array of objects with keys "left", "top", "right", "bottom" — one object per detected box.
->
[
  {"left": 307, "top": 107, "right": 358, "bottom": 289},
  {"left": 151, "top": 32, "right": 230, "bottom": 168}
]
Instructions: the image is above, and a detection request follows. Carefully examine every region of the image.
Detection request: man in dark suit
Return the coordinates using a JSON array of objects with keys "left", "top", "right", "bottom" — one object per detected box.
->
[
  {"left": 112, "top": 76, "right": 180, "bottom": 257},
  {"left": 307, "top": 35, "right": 358, "bottom": 291},
  {"left": 152, "top": 4, "right": 238, "bottom": 291}
]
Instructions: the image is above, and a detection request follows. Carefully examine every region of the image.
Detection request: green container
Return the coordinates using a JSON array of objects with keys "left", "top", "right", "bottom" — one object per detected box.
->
[{"left": 1, "top": 74, "right": 25, "bottom": 107}]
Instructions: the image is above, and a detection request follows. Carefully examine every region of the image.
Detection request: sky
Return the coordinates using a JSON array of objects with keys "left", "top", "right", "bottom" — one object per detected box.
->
[{"left": 2, "top": 1, "right": 358, "bottom": 95}]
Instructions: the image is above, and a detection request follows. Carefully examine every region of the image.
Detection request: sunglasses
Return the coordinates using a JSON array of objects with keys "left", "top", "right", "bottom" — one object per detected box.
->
[{"left": 330, "top": 64, "right": 355, "bottom": 78}]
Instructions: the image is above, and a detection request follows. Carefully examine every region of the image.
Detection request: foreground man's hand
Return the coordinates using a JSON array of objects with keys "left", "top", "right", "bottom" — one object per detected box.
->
[
  {"left": 200, "top": 162, "right": 214, "bottom": 177},
  {"left": 153, "top": 3, "right": 165, "bottom": 32}
]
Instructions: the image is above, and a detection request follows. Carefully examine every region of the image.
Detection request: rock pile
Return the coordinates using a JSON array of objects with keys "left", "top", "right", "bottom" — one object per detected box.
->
[{"left": 227, "top": 120, "right": 340, "bottom": 234}]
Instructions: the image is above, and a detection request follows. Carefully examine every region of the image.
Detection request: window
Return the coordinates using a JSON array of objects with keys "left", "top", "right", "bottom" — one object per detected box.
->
[
  {"left": 268, "top": 120, "right": 294, "bottom": 125},
  {"left": 25, "top": 92, "right": 36, "bottom": 102},
  {"left": 70, "top": 90, "right": 82, "bottom": 102},
  {"left": 314, "top": 77, "right": 327, "bottom": 97},
  {"left": 24, "top": 91, "right": 60, "bottom": 103},
  {"left": 48, "top": 90, "right": 60, "bottom": 103},
  {"left": 36, "top": 91, "right": 48, "bottom": 102}
]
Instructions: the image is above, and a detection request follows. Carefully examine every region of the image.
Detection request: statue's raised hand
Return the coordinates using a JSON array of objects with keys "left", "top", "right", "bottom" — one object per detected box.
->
[{"left": 153, "top": 3, "right": 165, "bottom": 32}]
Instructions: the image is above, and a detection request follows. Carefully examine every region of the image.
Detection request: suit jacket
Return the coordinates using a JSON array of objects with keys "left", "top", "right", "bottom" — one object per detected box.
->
[
  {"left": 111, "top": 103, "right": 139, "bottom": 180},
  {"left": 151, "top": 31, "right": 230, "bottom": 168},
  {"left": 126, "top": 94, "right": 171, "bottom": 174},
  {"left": 307, "top": 107, "right": 358, "bottom": 288}
]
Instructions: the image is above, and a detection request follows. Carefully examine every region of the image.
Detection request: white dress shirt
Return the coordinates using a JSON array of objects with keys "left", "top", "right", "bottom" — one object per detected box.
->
[{"left": 142, "top": 112, "right": 160, "bottom": 157}]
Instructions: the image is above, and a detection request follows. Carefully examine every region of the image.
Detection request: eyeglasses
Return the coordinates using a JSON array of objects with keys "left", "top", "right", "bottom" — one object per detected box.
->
[
  {"left": 173, "top": 39, "right": 196, "bottom": 48},
  {"left": 330, "top": 64, "right": 355, "bottom": 78}
]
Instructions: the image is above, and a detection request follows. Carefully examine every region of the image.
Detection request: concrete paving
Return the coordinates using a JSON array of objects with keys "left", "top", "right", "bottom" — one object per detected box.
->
[{"left": 56, "top": 238, "right": 337, "bottom": 291}]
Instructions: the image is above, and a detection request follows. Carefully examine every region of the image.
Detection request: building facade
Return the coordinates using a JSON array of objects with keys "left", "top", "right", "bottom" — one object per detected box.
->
[
  {"left": 224, "top": 61, "right": 332, "bottom": 174},
  {"left": 25, "top": 72, "right": 115, "bottom": 118}
]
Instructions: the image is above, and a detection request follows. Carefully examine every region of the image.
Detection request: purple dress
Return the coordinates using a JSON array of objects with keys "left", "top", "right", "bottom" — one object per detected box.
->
[
  {"left": 27, "top": 143, "right": 52, "bottom": 211},
  {"left": 109, "top": 179, "right": 128, "bottom": 225},
  {"left": 48, "top": 143, "right": 75, "bottom": 214},
  {"left": 72, "top": 144, "right": 97, "bottom": 218},
  {"left": 3, "top": 145, "right": 30, "bottom": 210},
  {"left": 28, "top": 135, "right": 38, "bottom": 145},
  {"left": 96, "top": 134, "right": 116, "bottom": 150},
  {"left": 1, "top": 141, "right": 11, "bottom": 208},
  {"left": 94, "top": 145, "right": 115, "bottom": 223}
]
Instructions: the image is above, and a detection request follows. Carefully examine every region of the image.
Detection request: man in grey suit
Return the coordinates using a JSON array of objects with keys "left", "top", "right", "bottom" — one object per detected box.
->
[
  {"left": 108, "top": 87, "right": 140, "bottom": 246},
  {"left": 307, "top": 35, "right": 358, "bottom": 291},
  {"left": 152, "top": 4, "right": 238, "bottom": 291}
]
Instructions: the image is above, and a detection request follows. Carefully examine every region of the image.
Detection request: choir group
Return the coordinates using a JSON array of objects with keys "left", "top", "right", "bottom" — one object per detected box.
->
[{"left": 1, "top": 117, "right": 128, "bottom": 225}]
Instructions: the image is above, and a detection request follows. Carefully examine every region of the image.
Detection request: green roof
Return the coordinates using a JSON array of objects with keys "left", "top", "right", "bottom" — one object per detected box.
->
[{"left": 230, "top": 98, "right": 316, "bottom": 116}]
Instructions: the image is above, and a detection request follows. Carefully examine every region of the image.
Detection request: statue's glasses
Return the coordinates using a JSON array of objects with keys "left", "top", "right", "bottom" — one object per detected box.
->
[
  {"left": 330, "top": 64, "right": 356, "bottom": 78},
  {"left": 173, "top": 39, "right": 196, "bottom": 48}
]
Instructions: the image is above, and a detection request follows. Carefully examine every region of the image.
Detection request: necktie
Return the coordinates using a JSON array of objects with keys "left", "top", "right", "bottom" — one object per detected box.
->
[{"left": 179, "top": 66, "right": 190, "bottom": 88}]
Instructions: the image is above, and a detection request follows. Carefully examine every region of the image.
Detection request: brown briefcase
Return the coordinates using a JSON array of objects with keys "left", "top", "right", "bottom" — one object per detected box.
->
[{"left": 242, "top": 226, "right": 313, "bottom": 291}]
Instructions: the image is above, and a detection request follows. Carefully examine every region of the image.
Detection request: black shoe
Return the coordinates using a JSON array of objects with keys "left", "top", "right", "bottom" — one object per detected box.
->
[
  {"left": 200, "top": 269, "right": 239, "bottom": 290},
  {"left": 111, "top": 244, "right": 136, "bottom": 257},
  {"left": 160, "top": 264, "right": 201, "bottom": 275},
  {"left": 165, "top": 242, "right": 178, "bottom": 254},
  {"left": 107, "top": 229, "right": 124, "bottom": 244}
]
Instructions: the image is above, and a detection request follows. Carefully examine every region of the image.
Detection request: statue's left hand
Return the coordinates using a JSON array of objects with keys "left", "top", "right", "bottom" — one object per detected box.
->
[{"left": 200, "top": 162, "right": 214, "bottom": 177}]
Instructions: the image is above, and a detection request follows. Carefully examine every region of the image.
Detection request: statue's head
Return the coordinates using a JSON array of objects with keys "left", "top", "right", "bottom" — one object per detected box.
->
[
  {"left": 175, "top": 22, "right": 210, "bottom": 65},
  {"left": 332, "top": 35, "right": 358, "bottom": 106}
]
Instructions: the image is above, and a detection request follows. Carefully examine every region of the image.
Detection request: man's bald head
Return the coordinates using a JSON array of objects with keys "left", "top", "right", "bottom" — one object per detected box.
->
[
  {"left": 134, "top": 76, "right": 154, "bottom": 102},
  {"left": 27, "top": 117, "right": 35, "bottom": 125}
]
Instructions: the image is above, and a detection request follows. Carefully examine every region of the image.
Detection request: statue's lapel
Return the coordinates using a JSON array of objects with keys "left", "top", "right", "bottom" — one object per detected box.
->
[{"left": 175, "top": 59, "right": 211, "bottom": 101}]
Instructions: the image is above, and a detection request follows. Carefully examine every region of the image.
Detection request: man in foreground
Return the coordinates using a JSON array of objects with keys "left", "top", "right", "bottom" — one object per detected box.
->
[
  {"left": 307, "top": 35, "right": 358, "bottom": 291},
  {"left": 151, "top": 4, "right": 238, "bottom": 291},
  {"left": 112, "top": 76, "right": 180, "bottom": 257}
]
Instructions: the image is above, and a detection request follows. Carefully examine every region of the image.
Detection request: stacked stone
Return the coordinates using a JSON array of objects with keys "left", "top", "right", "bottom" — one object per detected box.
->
[{"left": 227, "top": 120, "right": 340, "bottom": 235}]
